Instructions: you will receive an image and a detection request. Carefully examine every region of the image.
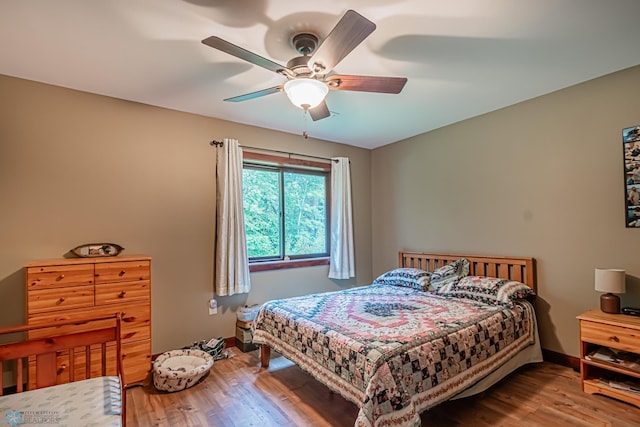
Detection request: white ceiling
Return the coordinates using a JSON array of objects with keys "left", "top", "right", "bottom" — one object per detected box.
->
[{"left": 1, "top": 1, "right": 639, "bottom": 149}]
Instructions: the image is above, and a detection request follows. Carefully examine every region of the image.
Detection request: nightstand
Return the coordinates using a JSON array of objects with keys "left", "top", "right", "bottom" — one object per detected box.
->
[{"left": 577, "top": 309, "right": 640, "bottom": 407}]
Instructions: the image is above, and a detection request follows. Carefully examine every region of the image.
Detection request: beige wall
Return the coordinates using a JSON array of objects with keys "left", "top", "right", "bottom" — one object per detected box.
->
[
  {"left": 3, "top": 65, "right": 639, "bottom": 359},
  {"left": 371, "top": 65, "right": 640, "bottom": 357},
  {"left": 0, "top": 74, "right": 372, "bottom": 353}
]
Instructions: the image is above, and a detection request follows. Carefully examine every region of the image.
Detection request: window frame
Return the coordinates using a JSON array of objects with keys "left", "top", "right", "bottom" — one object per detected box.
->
[{"left": 242, "top": 151, "right": 331, "bottom": 272}]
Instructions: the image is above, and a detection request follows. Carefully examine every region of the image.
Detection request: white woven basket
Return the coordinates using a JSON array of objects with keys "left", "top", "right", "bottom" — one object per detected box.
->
[{"left": 152, "top": 349, "right": 214, "bottom": 392}]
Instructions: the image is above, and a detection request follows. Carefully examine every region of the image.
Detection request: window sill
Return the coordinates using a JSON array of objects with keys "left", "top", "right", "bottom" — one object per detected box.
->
[{"left": 249, "top": 257, "right": 329, "bottom": 272}]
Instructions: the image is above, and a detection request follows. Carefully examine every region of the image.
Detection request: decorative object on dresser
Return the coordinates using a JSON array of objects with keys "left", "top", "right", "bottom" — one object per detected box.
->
[
  {"left": 25, "top": 255, "right": 151, "bottom": 388},
  {"left": 577, "top": 309, "right": 640, "bottom": 408},
  {"left": 594, "top": 268, "right": 626, "bottom": 314},
  {"left": 71, "top": 242, "right": 124, "bottom": 257}
]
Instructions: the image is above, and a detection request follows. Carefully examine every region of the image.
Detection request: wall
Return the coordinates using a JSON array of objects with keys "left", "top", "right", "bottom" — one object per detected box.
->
[
  {"left": 4, "top": 65, "right": 638, "bottom": 360},
  {"left": 0, "top": 74, "right": 372, "bottom": 353},
  {"left": 371, "top": 65, "right": 640, "bottom": 357}
]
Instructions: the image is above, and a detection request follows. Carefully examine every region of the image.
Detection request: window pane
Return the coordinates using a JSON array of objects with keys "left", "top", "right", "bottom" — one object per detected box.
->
[
  {"left": 284, "top": 171, "right": 327, "bottom": 256},
  {"left": 242, "top": 167, "right": 281, "bottom": 258}
]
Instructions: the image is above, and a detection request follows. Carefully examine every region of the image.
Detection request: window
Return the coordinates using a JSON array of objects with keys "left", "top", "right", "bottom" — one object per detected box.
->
[{"left": 242, "top": 152, "right": 330, "bottom": 269}]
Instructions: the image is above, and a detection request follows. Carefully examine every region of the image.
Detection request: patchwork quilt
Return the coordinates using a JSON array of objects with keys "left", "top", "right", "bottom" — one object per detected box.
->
[{"left": 252, "top": 283, "right": 536, "bottom": 427}]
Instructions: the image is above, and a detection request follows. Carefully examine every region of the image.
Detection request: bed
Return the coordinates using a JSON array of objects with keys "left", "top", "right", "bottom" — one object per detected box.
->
[
  {"left": 252, "top": 251, "right": 542, "bottom": 427},
  {"left": 0, "top": 314, "right": 125, "bottom": 426}
]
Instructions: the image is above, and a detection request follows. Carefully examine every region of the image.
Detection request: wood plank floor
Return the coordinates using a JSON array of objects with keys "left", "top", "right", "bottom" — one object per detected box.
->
[{"left": 127, "top": 347, "right": 639, "bottom": 426}]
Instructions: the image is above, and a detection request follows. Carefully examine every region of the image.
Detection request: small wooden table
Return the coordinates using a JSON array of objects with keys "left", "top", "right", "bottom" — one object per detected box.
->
[{"left": 577, "top": 309, "right": 640, "bottom": 407}]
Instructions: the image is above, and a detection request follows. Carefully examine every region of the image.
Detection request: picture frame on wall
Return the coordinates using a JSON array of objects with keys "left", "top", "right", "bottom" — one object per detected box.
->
[{"left": 623, "top": 124, "right": 640, "bottom": 227}]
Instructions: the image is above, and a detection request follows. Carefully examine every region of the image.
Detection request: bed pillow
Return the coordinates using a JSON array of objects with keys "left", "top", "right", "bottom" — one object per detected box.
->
[
  {"left": 436, "top": 275, "right": 535, "bottom": 306},
  {"left": 429, "top": 258, "right": 470, "bottom": 290},
  {"left": 372, "top": 268, "right": 433, "bottom": 291}
]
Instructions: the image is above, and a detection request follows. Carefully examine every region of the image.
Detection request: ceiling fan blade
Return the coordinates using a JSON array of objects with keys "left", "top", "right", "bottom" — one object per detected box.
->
[
  {"left": 307, "top": 10, "right": 376, "bottom": 74},
  {"left": 309, "top": 101, "right": 330, "bottom": 121},
  {"left": 326, "top": 75, "right": 407, "bottom": 94},
  {"left": 224, "top": 86, "right": 283, "bottom": 102},
  {"left": 202, "top": 36, "right": 288, "bottom": 74}
]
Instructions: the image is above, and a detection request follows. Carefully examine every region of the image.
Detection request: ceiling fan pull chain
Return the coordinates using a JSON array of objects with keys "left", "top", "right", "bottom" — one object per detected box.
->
[{"left": 302, "top": 109, "right": 309, "bottom": 139}]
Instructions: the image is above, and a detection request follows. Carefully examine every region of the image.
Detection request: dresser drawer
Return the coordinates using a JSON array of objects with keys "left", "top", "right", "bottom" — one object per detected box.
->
[
  {"left": 95, "top": 280, "right": 150, "bottom": 305},
  {"left": 121, "top": 339, "right": 152, "bottom": 384},
  {"left": 95, "top": 260, "right": 150, "bottom": 284},
  {"left": 27, "top": 285, "right": 94, "bottom": 313},
  {"left": 27, "top": 264, "right": 94, "bottom": 290},
  {"left": 28, "top": 302, "right": 151, "bottom": 343},
  {"left": 581, "top": 320, "right": 640, "bottom": 352}
]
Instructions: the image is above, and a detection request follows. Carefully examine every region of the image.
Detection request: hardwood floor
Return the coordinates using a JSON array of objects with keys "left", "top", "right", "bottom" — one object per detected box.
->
[{"left": 127, "top": 347, "right": 639, "bottom": 426}]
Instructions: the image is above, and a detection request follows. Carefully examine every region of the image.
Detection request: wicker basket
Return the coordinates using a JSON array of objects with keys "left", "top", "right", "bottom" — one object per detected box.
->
[{"left": 152, "top": 349, "right": 214, "bottom": 392}]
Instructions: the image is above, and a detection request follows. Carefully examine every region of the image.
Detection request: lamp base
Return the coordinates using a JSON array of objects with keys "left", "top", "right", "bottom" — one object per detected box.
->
[{"left": 600, "top": 293, "right": 621, "bottom": 314}]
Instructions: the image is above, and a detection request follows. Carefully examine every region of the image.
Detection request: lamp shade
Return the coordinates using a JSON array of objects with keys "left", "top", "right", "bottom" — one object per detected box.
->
[
  {"left": 283, "top": 78, "right": 328, "bottom": 109},
  {"left": 594, "top": 268, "right": 626, "bottom": 294}
]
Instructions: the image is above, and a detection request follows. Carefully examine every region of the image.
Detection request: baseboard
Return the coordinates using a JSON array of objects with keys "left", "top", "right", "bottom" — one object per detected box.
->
[{"left": 542, "top": 348, "right": 580, "bottom": 370}]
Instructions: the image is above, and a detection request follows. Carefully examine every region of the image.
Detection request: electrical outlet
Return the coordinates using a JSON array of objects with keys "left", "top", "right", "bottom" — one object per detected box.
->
[{"left": 208, "top": 298, "right": 217, "bottom": 315}]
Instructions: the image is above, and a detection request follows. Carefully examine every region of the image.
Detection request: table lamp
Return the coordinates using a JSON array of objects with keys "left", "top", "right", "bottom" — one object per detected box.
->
[{"left": 595, "top": 268, "right": 626, "bottom": 314}]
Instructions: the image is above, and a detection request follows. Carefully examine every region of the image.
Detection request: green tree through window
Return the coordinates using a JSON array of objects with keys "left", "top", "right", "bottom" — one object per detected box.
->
[{"left": 242, "top": 162, "right": 329, "bottom": 261}]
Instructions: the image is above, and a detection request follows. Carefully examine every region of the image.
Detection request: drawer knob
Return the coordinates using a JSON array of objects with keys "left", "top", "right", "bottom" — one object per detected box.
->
[
  {"left": 609, "top": 336, "right": 620, "bottom": 343},
  {"left": 119, "top": 270, "right": 126, "bottom": 276},
  {"left": 118, "top": 291, "right": 127, "bottom": 298},
  {"left": 57, "top": 364, "right": 67, "bottom": 375},
  {"left": 58, "top": 297, "right": 66, "bottom": 304},
  {"left": 56, "top": 274, "right": 65, "bottom": 281}
]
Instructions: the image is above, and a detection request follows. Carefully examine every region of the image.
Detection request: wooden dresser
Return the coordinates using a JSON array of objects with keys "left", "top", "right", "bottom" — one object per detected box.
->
[{"left": 25, "top": 255, "right": 151, "bottom": 388}]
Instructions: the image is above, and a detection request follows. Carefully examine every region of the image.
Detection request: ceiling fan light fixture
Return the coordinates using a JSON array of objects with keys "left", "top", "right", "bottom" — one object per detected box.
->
[{"left": 284, "top": 78, "right": 328, "bottom": 109}]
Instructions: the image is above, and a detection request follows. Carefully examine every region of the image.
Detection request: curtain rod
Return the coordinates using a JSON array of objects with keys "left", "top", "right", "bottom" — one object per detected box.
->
[{"left": 209, "top": 139, "right": 336, "bottom": 163}]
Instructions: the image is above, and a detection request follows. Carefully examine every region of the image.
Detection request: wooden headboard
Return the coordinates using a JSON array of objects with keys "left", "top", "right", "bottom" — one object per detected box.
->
[{"left": 399, "top": 251, "right": 536, "bottom": 291}]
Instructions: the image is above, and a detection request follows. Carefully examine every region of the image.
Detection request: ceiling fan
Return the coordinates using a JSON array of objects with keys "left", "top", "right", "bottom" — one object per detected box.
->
[{"left": 202, "top": 10, "right": 407, "bottom": 121}]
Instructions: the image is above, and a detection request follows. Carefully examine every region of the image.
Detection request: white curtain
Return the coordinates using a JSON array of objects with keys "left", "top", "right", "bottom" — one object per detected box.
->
[
  {"left": 328, "top": 157, "right": 355, "bottom": 279},
  {"left": 215, "top": 138, "right": 251, "bottom": 296}
]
